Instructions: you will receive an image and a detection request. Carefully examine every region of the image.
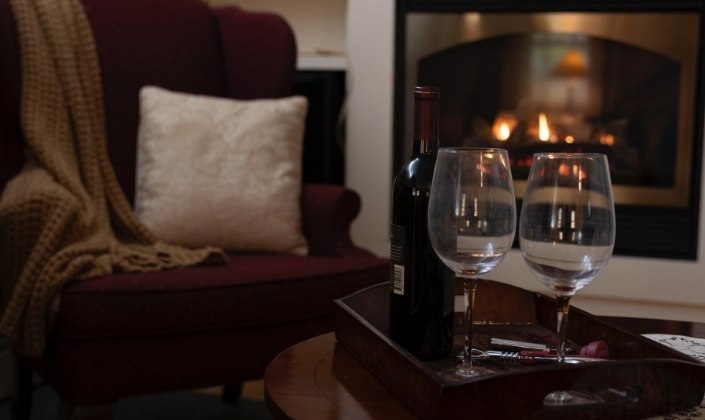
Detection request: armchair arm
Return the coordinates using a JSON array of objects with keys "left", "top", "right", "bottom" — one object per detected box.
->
[{"left": 301, "top": 184, "right": 373, "bottom": 257}]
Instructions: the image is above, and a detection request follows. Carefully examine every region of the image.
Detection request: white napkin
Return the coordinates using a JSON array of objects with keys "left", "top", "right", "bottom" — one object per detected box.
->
[
  {"left": 643, "top": 334, "right": 705, "bottom": 363},
  {"left": 642, "top": 334, "right": 705, "bottom": 418}
]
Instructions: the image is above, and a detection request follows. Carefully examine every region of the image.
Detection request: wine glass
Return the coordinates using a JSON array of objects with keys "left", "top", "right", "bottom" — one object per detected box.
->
[
  {"left": 519, "top": 153, "right": 615, "bottom": 403},
  {"left": 428, "top": 147, "right": 516, "bottom": 377}
]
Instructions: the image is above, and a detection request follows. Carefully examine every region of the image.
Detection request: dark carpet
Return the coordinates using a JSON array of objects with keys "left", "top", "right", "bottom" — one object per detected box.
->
[{"left": 0, "top": 384, "right": 274, "bottom": 420}]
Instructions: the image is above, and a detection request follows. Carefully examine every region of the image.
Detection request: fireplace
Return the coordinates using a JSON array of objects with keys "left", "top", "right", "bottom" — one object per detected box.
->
[{"left": 394, "top": 0, "right": 705, "bottom": 260}]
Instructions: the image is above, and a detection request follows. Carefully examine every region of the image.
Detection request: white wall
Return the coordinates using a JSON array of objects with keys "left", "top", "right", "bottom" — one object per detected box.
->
[
  {"left": 345, "top": 0, "right": 395, "bottom": 255},
  {"left": 206, "top": 0, "right": 347, "bottom": 57},
  {"left": 346, "top": 0, "right": 705, "bottom": 322}
]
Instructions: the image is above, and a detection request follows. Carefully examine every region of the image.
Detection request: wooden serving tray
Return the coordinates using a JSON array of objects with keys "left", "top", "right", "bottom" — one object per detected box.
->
[{"left": 333, "top": 281, "right": 705, "bottom": 419}]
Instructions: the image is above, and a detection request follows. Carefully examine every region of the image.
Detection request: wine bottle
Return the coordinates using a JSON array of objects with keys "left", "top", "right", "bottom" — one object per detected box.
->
[{"left": 389, "top": 86, "right": 454, "bottom": 360}]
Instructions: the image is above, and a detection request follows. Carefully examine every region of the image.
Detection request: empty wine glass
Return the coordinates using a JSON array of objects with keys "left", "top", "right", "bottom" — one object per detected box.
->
[
  {"left": 519, "top": 153, "right": 615, "bottom": 403},
  {"left": 428, "top": 147, "right": 516, "bottom": 377}
]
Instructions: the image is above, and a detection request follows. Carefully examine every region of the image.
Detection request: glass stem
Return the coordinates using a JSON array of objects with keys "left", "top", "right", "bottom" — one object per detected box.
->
[
  {"left": 555, "top": 295, "right": 571, "bottom": 363},
  {"left": 462, "top": 278, "right": 477, "bottom": 367}
]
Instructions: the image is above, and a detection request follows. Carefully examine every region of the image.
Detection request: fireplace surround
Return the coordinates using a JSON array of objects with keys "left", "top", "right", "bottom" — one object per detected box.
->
[{"left": 394, "top": 0, "right": 705, "bottom": 259}]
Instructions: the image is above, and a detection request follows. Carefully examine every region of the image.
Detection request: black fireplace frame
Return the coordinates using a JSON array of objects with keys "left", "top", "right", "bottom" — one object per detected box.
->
[{"left": 394, "top": 0, "right": 705, "bottom": 260}]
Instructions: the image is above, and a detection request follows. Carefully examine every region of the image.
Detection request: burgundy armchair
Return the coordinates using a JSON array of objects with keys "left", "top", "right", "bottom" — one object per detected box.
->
[{"left": 0, "top": 0, "right": 388, "bottom": 418}]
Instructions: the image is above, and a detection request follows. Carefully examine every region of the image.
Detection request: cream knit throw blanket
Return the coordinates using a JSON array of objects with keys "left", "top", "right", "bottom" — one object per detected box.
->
[{"left": 0, "top": 0, "right": 225, "bottom": 355}]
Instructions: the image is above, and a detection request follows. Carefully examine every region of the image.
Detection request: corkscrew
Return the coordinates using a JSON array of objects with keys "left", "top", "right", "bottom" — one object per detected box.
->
[
  {"left": 489, "top": 337, "right": 611, "bottom": 358},
  {"left": 470, "top": 348, "right": 608, "bottom": 365},
  {"left": 467, "top": 338, "right": 611, "bottom": 364},
  {"left": 490, "top": 337, "right": 574, "bottom": 354}
]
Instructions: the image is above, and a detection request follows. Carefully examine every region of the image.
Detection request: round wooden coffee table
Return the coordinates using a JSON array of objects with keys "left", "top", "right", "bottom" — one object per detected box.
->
[{"left": 264, "top": 332, "right": 418, "bottom": 419}]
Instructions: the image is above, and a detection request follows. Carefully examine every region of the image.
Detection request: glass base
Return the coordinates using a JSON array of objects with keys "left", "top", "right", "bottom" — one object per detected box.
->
[
  {"left": 455, "top": 359, "right": 493, "bottom": 378},
  {"left": 456, "top": 365, "right": 493, "bottom": 377}
]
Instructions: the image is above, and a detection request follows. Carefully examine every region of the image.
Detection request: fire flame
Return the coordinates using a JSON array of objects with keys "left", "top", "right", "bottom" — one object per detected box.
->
[
  {"left": 492, "top": 112, "right": 517, "bottom": 141},
  {"left": 497, "top": 123, "right": 510, "bottom": 141},
  {"left": 538, "top": 113, "right": 550, "bottom": 142}
]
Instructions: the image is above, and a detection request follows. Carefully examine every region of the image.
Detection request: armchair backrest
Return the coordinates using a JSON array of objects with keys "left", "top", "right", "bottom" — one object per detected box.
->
[{"left": 0, "top": 0, "right": 296, "bottom": 201}]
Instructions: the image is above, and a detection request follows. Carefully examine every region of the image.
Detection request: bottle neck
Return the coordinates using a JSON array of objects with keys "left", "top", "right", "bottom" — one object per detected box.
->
[
  {"left": 412, "top": 90, "right": 439, "bottom": 156},
  {"left": 413, "top": 138, "right": 438, "bottom": 155}
]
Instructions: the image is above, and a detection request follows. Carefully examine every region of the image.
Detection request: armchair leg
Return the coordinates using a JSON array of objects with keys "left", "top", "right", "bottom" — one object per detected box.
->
[
  {"left": 59, "top": 402, "right": 115, "bottom": 420},
  {"left": 11, "top": 356, "right": 32, "bottom": 420},
  {"left": 221, "top": 382, "right": 243, "bottom": 405},
  {"left": 58, "top": 402, "right": 75, "bottom": 420}
]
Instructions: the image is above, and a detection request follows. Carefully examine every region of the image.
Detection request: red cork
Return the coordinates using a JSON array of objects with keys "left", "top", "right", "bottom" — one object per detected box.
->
[
  {"left": 580, "top": 340, "right": 610, "bottom": 359},
  {"left": 413, "top": 86, "right": 439, "bottom": 142}
]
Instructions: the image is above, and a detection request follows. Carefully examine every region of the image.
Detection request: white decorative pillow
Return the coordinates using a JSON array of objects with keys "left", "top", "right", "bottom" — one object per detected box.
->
[{"left": 134, "top": 86, "right": 309, "bottom": 255}]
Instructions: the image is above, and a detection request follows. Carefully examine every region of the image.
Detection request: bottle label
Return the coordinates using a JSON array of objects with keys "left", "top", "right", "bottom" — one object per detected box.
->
[{"left": 390, "top": 224, "right": 405, "bottom": 295}]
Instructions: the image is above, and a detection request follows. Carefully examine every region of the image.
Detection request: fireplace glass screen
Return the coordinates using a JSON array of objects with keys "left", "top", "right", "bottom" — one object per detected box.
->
[
  {"left": 405, "top": 12, "right": 699, "bottom": 207},
  {"left": 397, "top": 7, "right": 703, "bottom": 259}
]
